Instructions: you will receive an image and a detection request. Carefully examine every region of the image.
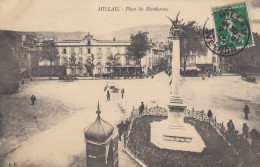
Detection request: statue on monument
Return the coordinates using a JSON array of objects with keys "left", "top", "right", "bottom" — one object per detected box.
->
[{"left": 167, "top": 12, "right": 183, "bottom": 33}]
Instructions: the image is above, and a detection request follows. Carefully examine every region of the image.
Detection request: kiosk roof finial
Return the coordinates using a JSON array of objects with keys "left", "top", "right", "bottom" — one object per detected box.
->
[{"left": 96, "top": 100, "right": 101, "bottom": 116}]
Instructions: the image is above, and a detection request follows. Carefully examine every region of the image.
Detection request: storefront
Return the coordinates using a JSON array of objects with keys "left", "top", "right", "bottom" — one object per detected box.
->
[{"left": 196, "top": 64, "right": 213, "bottom": 72}]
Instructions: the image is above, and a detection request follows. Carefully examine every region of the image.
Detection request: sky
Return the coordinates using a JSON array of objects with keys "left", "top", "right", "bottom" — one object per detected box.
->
[{"left": 0, "top": 0, "right": 259, "bottom": 36}]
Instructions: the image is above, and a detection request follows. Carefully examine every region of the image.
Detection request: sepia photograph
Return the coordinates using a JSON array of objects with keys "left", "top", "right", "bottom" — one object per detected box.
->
[{"left": 0, "top": 0, "right": 260, "bottom": 166}]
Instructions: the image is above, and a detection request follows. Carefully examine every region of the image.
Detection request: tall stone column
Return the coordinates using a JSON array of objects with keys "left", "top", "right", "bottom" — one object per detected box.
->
[{"left": 167, "top": 28, "right": 186, "bottom": 129}]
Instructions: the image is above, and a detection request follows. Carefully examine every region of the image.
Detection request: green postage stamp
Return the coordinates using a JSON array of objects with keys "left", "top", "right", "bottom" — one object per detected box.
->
[{"left": 212, "top": 2, "right": 253, "bottom": 50}]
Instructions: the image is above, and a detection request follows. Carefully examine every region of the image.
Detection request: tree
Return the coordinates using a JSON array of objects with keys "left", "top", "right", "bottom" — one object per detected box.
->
[
  {"left": 127, "top": 32, "right": 151, "bottom": 75},
  {"left": 106, "top": 54, "right": 121, "bottom": 75},
  {"left": 40, "top": 40, "right": 59, "bottom": 78},
  {"left": 84, "top": 54, "right": 94, "bottom": 76},
  {"left": 68, "top": 50, "right": 77, "bottom": 76},
  {"left": 180, "top": 21, "right": 208, "bottom": 72}
]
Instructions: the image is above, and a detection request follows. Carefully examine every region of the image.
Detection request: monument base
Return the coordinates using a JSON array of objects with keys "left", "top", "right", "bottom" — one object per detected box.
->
[
  {"left": 151, "top": 120, "right": 205, "bottom": 152},
  {"left": 150, "top": 96, "right": 205, "bottom": 153}
]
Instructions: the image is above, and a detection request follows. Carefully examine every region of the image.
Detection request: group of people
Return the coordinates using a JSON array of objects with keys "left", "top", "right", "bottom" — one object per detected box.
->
[
  {"left": 227, "top": 119, "right": 250, "bottom": 140},
  {"left": 201, "top": 71, "right": 212, "bottom": 80},
  {"left": 117, "top": 118, "right": 131, "bottom": 148},
  {"left": 104, "top": 84, "right": 125, "bottom": 101},
  {"left": 197, "top": 106, "right": 252, "bottom": 140}
]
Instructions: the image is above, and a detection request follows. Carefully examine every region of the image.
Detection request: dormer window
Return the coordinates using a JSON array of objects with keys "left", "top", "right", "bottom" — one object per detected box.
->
[{"left": 88, "top": 40, "right": 91, "bottom": 45}]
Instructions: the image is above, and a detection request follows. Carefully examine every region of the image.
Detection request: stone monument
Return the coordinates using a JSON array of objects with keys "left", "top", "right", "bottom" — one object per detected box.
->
[{"left": 151, "top": 12, "right": 205, "bottom": 152}]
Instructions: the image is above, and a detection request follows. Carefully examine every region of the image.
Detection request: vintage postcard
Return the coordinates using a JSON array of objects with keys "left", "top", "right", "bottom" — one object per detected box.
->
[{"left": 0, "top": 0, "right": 259, "bottom": 166}]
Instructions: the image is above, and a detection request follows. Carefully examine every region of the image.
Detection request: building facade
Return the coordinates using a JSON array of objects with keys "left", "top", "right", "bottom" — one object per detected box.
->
[
  {"left": 39, "top": 33, "right": 140, "bottom": 76},
  {"left": 38, "top": 32, "right": 167, "bottom": 77},
  {"left": 165, "top": 42, "right": 220, "bottom": 73},
  {"left": 10, "top": 33, "right": 39, "bottom": 78}
]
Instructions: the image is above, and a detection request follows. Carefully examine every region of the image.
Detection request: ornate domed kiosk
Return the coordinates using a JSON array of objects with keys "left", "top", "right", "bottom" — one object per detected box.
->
[{"left": 84, "top": 102, "right": 118, "bottom": 167}]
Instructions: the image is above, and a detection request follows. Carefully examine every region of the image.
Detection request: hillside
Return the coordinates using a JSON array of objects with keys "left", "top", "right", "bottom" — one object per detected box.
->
[{"left": 0, "top": 24, "right": 171, "bottom": 42}]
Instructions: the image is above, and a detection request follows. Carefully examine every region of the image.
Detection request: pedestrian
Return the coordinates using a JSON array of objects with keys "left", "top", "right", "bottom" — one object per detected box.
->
[
  {"left": 227, "top": 119, "right": 235, "bottom": 134},
  {"left": 117, "top": 121, "right": 124, "bottom": 141},
  {"left": 0, "top": 111, "right": 3, "bottom": 137},
  {"left": 123, "top": 131, "right": 127, "bottom": 148},
  {"left": 207, "top": 109, "right": 213, "bottom": 118},
  {"left": 31, "top": 94, "right": 36, "bottom": 105},
  {"left": 202, "top": 74, "right": 205, "bottom": 80},
  {"left": 244, "top": 105, "right": 249, "bottom": 120},
  {"left": 121, "top": 88, "right": 125, "bottom": 98},
  {"left": 107, "top": 90, "right": 110, "bottom": 101},
  {"left": 139, "top": 102, "right": 144, "bottom": 115},
  {"left": 249, "top": 129, "right": 260, "bottom": 149},
  {"left": 125, "top": 118, "right": 130, "bottom": 132},
  {"left": 242, "top": 123, "right": 249, "bottom": 139},
  {"left": 208, "top": 71, "right": 211, "bottom": 78}
]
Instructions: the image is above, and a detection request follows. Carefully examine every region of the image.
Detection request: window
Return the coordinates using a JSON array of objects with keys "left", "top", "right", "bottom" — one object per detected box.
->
[
  {"left": 88, "top": 40, "right": 91, "bottom": 45},
  {"left": 98, "top": 48, "right": 101, "bottom": 54},
  {"left": 212, "top": 57, "right": 216, "bottom": 63},
  {"left": 63, "top": 48, "right": 67, "bottom": 54},
  {"left": 79, "top": 48, "right": 82, "bottom": 54},
  {"left": 79, "top": 58, "right": 83, "bottom": 64},
  {"left": 126, "top": 58, "right": 130, "bottom": 65},
  {"left": 88, "top": 48, "right": 91, "bottom": 54},
  {"left": 107, "top": 48, "right": 111, "bottom": 54},
  {"left": 24, "top": 54, "right": 27, "bottom": 58},
  {"left": 63, "top": 58, "right": 68, "bottom": 65},
  {"left": 54, "top": 59, "right": 59, "bottom": 66}
]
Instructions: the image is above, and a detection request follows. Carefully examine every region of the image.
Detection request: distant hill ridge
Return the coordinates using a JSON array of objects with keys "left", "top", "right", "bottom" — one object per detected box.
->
[{"left": 0, "top": 24, "right": 171, "bottom": 42}]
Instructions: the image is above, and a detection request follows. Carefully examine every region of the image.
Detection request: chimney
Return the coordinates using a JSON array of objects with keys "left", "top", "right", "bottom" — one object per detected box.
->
[{"left": 53, "top": 36, "right": 57, "bottom": 42}]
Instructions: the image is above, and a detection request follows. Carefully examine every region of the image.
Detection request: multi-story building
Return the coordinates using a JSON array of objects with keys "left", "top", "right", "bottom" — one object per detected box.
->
[
  {"left": 9, "top": 33, "right": 39, "bottom": 78},
  {"left": 196, "top": 51, "right": 220, "bottom": 72},
  {"left": 38, "top": 33, "right": 132, "bottom": 76},
  {"left": 165, "top": 42, "right": 219, "bottom": 73},
  {"left": 38, "top": 32, "right": 167, "bottom": 77},
  {"left": 147, "top": 41, "right": 166, "bottom": 74}
]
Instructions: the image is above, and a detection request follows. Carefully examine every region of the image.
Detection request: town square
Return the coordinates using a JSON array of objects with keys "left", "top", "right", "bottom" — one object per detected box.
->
[{"left": 0, "top": 0, "right": 260, "bottom": 167}]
